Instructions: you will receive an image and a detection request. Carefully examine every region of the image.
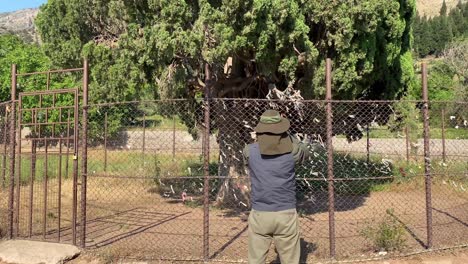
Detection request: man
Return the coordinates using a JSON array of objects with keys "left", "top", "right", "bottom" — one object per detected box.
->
[{"left": 243, "top": 109, "right": 310, "bottom": 264}]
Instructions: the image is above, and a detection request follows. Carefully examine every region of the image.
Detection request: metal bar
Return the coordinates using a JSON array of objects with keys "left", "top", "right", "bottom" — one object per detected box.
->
[
  {"left": 20, "top": 121, "right": 72, "bottom": 126},
  {"left": 38, "top": 95, "right": 42, "bottom": 138},
  {"left": 20, "top": 88, "right": 79, "bottom": 97},
  {"left": 366, "top": 124, "right": 370, "bottom": 163},
  {"left": 83, "top": 98, "right": 468, "bottom": 108},
  {"left": 325, "top": 58, "right": 336, "bottom": 258},
  {"left": 72, "top": 89, "right": 78, "bottom": 245},
  {"left": 25, "top": 136, "right": 75, "bottom": 141},
  {"left": 203, "top": 63, "right": 211, "bottom": 261},
  {"left": 80, "top": 59, "right": 89, "bottom": 248},
  {"left": 15, "top": 92, "right": 22, "bottom": 237},
  {"left": 421, "top": 63, "right": 432, "bottom": 249},
  {"left": 86, "top": 174, "right": 396, "bottom": 181},
  {"left": 405, "top": 125, "right": 410, "bottom": 164},
  {"left": 104, "top": 112, "right": 107, "bottom": 172},
  {"left": 28, "top": 140, "right": 36, "bottom": 238},
  {"left": 43, "top": 139, "right": 48, "bottom": 240},
  {"left": 142, "top": 113, "right": 146, "bottom": 167},
  {"left": 16, "top": 67, "right": 84, "bottom": 76},
  {"left": 58, "top": 139, "right": 62, "bottom": 242},
  {"left": 65, "top": 110, "right": 70, "bottom": 179},
  {"left": 172, "top": 115, "right": 176, "bottom": 161},
  {"left": 19, "top": 105, "right": 75, "bottom": 112},
  {"left": 441, "top": 108, "right": 446, "bottom": 163},
  {"left": 2, "top": 110, "right": 7, "bottom": 188},
  {"left": 46, "top": 72, "right": 51, "bottom": 90}
]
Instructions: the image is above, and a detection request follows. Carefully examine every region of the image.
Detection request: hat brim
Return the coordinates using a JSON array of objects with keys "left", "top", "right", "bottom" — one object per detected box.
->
[
  {"left": 257, "top": 133, "right": 293, "bottom": 155},
  {"left": 254, "top": 117, "right": 290, "bottom": 134}
]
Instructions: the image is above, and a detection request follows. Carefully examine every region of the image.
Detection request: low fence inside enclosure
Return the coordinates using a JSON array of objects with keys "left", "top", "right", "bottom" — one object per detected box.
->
[{"left": 1, "top": 98, "right": 466, "bottom": 262}]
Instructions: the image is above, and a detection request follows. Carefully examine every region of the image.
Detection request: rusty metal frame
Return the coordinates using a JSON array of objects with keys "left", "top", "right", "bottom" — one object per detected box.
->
[
  {"left": 325, "top": 58, "right": 336, "bottom": 258},
  {"left": 8, "top": 62, "right": 86, "bottom": 246},
  {"left": 17, "top": 88, "right": 79, "bottom": 242},
  {"left": 421, "top": 63, "right": 433, "bottom": 249}
]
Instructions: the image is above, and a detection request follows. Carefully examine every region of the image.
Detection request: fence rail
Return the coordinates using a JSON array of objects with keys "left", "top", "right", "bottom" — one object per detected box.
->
[{"left": 0, "top": 61, "right": 467, "bottom": 263}]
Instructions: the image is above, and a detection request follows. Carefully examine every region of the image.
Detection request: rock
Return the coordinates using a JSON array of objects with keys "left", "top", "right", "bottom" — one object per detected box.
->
[{"left": 0, "top": 240, "right": 80, "bottom": 264}]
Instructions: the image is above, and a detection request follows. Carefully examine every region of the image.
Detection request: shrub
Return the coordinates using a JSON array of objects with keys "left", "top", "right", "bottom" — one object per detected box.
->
[{"left": 360, "top": 209, "right": 407, "bottom": 252}]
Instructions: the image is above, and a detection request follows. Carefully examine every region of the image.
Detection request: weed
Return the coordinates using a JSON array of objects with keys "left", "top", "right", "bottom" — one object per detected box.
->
[
  {"left": 47, "top": 212, "right": 57, "bottom": 219},
  {"left": 360, "top": 209, "right": 407, "bottom": 252}
]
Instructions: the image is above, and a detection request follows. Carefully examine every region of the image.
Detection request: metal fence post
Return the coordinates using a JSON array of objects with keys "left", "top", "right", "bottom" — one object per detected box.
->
[
  {"left": 441, "top": 108, "right": 446, "bottom": 163},
  {"left": 80, "top": 59, "right": 89, "bottom": 248},
  {"left": 366, "top": 124, "right": 370, "bottom": 163},
  {"left": 1, "top": 110, "right": 7, "bottom": 188},
  {"left": 405, "top": 125, "right": 410, "bottom": 164},
  {"left": 203, "top": 63, "right": 211, "bottom": 261},
  {"left": 326, "top": 58, "right": 336, "bottom": 258},
  {"left": 421, "top": 62, "right": 433, "bottom": 249},
  {"left": 104, "top": 112, "right": 108, "bottom": 172},
  {"left": 8, "top": 64, "right": 17, "bottom": 239},
  {"left": 142, "top": 113, "right": 146, "bottom": 166},
  {"left": 172, "top": 115, "right": 176, "bottom": 161}
]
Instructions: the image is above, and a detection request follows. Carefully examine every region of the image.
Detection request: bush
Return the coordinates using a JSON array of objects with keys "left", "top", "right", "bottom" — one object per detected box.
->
[{"left": 360, "top": 209, "right": 407, "bottom": 252}]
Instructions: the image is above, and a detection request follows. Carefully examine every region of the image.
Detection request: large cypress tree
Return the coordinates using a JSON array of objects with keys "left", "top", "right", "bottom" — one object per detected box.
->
[{"left": 36, "top": 0, "right": 417, "bottom": 204}]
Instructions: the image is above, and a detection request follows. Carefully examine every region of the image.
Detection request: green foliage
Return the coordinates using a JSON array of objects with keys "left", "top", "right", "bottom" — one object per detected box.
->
[
  {"left": 0, "top": 35, "right": 50, "bottom": 101},
  {"left": 36, "top": 0, "right": 416, "bottom": 102},
  {"left": 409, "top": 61, "right": 457, "bottom": 101},
  {"left": 296, "top": 144, "right": 393, "bottom": 197},
  {"left": 413, "top": 1, "right": 468, "bottom": 58},
  {"left": 360, "top": 209, "right": 407, "bottom": 252}
]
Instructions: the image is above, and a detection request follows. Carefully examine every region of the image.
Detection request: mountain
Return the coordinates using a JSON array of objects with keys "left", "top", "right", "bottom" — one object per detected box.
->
[
  {"left": 0, "top": 8, "right": 39, "bottom": 42},
  {"left": 416, "top": 0, "right": 464, "bottom": 17},
  {"left": 0, "top": 1, "right": 466, "bottom": 43}
]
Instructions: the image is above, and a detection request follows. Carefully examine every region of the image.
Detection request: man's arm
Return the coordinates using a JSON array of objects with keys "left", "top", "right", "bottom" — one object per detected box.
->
[
  {"left": 291, "top": 136, "right": 311, "bottom": 164},
  {"left": 243, "top": 144, "right": 250, "bottom": 163}
]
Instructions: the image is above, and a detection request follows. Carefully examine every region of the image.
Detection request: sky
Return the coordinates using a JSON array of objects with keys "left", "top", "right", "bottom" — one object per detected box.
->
[{"left": 0, "top": 0, "right": 47, "bottom": 13}]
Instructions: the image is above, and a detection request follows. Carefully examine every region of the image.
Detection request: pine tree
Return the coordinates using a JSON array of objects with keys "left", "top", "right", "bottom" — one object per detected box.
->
[{"left": 440, "top": 0, "right": 448, "bottom": 16}]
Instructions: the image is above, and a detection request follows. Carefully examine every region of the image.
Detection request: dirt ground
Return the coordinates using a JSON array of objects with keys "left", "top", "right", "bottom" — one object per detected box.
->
[
  {"left": 2, "top": 175, "right": 466, "bottom": 263},
  {"left": 63, "top": 246, "right": 468, "bottom": 263}
]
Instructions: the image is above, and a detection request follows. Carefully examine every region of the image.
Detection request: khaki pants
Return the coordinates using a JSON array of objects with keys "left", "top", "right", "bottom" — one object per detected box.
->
[{"left": 248, "top": 209, "right": 300, "bottom": 264}]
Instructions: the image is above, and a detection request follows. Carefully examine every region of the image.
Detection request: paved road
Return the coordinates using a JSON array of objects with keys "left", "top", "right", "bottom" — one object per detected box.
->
[{"left": 122, "top": 130, "right": 468, "bottom": 159}]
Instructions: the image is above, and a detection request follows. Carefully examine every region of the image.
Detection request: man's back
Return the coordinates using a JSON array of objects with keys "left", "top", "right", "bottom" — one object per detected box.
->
[{"left": 247, "top": 142, "right": 296, "bottom": 212}]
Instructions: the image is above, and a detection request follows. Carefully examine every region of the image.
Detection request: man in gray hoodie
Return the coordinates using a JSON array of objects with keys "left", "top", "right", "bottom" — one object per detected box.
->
[{"left": 243, "top": 109, "right": 310, "bottom": 264}]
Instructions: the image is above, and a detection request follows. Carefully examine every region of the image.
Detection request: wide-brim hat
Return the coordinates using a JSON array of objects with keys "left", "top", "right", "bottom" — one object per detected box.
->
[
  {"left": 254, "top": 109, "right": 290, "bottom": 134},
  {"left": 257, "top": 133, "right": 293, "bottom": 155}
]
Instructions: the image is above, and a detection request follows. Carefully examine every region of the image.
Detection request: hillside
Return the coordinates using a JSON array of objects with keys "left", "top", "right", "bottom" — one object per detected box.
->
[
  {"left": 0, "top": 8, "right": 38, "bottom": 42},
  {"left": 0, "top": 1, "right": 466, "bottom": 43},
  {"left": 416, "top": 0, "right": 465, "bottom": 17}
]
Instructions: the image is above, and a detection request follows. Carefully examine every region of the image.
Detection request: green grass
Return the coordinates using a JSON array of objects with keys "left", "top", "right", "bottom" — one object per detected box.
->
[
  {"left": 0, "top": 146, "right": 465, "bottom": 200},
  {"left": 335, "top": 126, "right": 467, "bottom": 140},
  {"left": 132, "top": 114, "right": 187, "bottom": 130}
]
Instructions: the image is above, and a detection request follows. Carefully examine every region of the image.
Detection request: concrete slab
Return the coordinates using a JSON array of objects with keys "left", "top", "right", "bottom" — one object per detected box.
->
[{"left": 0, "top": 240, "right": 80, "bottom": 264}]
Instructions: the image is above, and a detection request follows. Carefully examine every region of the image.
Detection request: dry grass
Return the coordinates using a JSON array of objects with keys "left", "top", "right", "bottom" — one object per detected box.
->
[{"left": 416, "top": 0, "right": 462, "bottom": 17}]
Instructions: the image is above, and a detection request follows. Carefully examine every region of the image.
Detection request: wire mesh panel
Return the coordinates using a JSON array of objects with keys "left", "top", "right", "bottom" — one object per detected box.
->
[
  {"left": 14, "top": 89, "right": 80, "bottom": 244},
  {"left": 429, "top": 101, "right": 468, "bottom": 250},
  {"left": 85, "top": 100, "right": 207, "bottom": 261},
  {"left": 79, "top": 98, "right": 468, "bottom": 262},
  {"left": 330, "top": 101, "right": 429, "bottom": 259},
  {"left": 208, "top": 99, "right": 331, "bottom": 262},
  {"left": 2, "top": 96, "right": 465, "bottom": 262},
  {"left": 0, "top": 102, "right": 11, "bottom": 240}
]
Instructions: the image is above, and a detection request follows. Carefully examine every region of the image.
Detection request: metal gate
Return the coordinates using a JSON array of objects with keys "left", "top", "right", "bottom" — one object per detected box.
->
[{"left": 7, "top": 62, "right": 88, "bottom": 246}]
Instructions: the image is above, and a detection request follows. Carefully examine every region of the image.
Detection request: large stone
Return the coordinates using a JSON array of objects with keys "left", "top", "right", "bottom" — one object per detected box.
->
[{"left": 0, "top": 240, "right": 80, "bottom": 264}]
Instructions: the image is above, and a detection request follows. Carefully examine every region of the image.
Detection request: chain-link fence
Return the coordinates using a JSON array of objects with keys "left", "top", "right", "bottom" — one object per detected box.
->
[
  {"left": 0, "top": 101, "right": 12, "bottom": 240},
  {"left": 0, "top": 97, "right": 466, "bottom": 262},
  {"left": 65, "top": 98, "right": 466, "bottom": 262}
]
